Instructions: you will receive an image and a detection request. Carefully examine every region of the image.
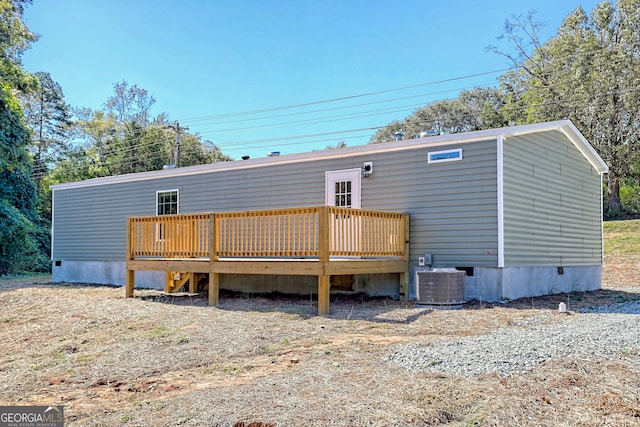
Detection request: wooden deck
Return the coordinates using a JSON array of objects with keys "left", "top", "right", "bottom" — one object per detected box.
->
[{"left": 125, "top": 206, "right": 409, "bottom": 314}]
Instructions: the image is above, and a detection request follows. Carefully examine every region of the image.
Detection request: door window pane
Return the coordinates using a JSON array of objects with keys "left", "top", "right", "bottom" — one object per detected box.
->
[{"left": 335, "top": 180, "right": 352, "bottom": 208}]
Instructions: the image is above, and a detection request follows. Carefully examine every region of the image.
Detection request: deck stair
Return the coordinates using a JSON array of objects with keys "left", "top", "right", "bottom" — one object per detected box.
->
[{"left": 165, "top": 272, "right": 203, "bottom": 293}]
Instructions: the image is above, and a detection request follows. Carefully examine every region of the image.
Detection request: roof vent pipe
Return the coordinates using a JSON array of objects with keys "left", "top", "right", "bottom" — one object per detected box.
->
[
  {"left": 394, "top": 131, "right": 404, "bottom": 141},
  {"left": 419, "top": 130, "right": 438, "bottom": 138}
]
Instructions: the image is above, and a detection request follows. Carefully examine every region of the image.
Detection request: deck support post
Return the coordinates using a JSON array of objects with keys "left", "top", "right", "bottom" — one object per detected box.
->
[
  {"left": 125, "top": 270, "right": 135, "bottom": 298},
  {"left": 188, "top": 273, "right": 197, "bottom": 293},
  {"left": 399, "top": 272, "right": 408, "bottom": 301},
  {"left": 125, "top": 218, "right": 135, "bottom": 298},
  {"left": 165, "top": 271, "right": 173, "bottom": 293},
  {"left": 318, "top": 275, "right": 330, "bottom": 315},
  {"left": 318, "top": 207, "right": 331, "bottom": 315},
  {"left": 208, "top": 213, "right": 220, "bottom": 306},
  {"left": 399, "top": 214, "right": 411, "bottom": 300},
  {"left": 208, "top": 273, "right": 219, "bottom": 306}
]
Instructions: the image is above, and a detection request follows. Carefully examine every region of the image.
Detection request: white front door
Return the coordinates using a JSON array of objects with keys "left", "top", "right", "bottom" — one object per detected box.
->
[
  {"left": 325, "top": 168, "right": 362, "bottom": 255},
  {"left": 325, "top": 168, "right": 361, "bottom": 208}
]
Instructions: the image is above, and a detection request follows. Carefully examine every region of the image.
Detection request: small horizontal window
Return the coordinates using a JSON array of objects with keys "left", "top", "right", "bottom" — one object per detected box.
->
[{"left": 428, "top": 148, "right": 462, "bottom": 164}]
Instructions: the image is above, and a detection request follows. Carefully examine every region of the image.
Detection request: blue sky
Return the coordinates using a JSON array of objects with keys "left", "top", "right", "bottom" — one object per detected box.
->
[{"left": 22, "top": 0, "right": 599, "bottom": 159}]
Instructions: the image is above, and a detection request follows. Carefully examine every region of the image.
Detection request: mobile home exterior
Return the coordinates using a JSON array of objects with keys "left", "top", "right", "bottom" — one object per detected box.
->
[{"left": 51, "top": 120, "right": 608, "bottom": 301}]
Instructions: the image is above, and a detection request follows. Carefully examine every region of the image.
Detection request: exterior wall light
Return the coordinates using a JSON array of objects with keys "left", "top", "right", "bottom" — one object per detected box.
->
[{"left": 363, "top": 161, "right": 373, "bottom": 178}]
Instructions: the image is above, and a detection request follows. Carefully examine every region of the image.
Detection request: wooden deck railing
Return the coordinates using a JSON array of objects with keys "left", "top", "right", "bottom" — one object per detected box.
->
[
  {"left": 128, "top": 206, "right": 407, "bottom": 260},
  {"left": 329, "top": 207, "right": 405, "bottom": 257},
  {"left": 130, "top": 213, "right": 212, "bottom": 258}
]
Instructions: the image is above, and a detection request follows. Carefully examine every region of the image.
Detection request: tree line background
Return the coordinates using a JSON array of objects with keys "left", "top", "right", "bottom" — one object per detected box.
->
[{"left": 1, "top": 0, "right": 639, "bottom": 275}]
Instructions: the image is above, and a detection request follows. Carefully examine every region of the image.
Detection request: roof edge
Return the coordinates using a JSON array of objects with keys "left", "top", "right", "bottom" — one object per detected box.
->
[
  {"left": 51, "top": 120, "right": 606, "bottom": 190},
  {"left": 558, "top": 121, "right": 609, "bottom": 174}
]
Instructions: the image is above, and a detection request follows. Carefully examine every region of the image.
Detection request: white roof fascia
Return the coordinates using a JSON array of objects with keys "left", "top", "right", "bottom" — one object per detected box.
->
[
  {"left": 501, "top": 120, "right": 609, "bottom": 174},
  {"left": 51, "top": 120, "right": 606, "bottom": 190},
  {"left": 558, "top": 121, "right": 609, "bottom": 174}
]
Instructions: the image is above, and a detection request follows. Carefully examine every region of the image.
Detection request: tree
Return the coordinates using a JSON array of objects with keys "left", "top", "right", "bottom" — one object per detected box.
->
[
  {"left": 369, "top": 87, "right": 507, "bottom": 144},
  {"left": 20, "top": 71, "right": 72, "bottom": 191},
  {"left": 179, "top": 136, "right": 233, "bottom": 166},
  {"left": 0, "top": 0, "right": 48, "bottom": 275},
  {"left": 493, "top": 1, "right": 640, "bottom": 214},
  {"left": 0, "top": 86, "right": 35, "bottom": 217},
  {"left": 0, "top": 0, "right": 38, "bottom": 91},
  {"left": 106, "top": 123, "right": 172, "bottom": 174},
  {"left": 0, "top": 84, "right": 44, "bottom": 275},
  {"left": 105, "top": 80, "right": 156, "bottom": 129},
  {"left": 65, "top": 83, "right": 234, "bottom": 183},
  {"left": 74, "top": 107, "right": 116, "bottom": 172},
  {"left": 324, "top": 140, "right": 347, "bottom": 150}
]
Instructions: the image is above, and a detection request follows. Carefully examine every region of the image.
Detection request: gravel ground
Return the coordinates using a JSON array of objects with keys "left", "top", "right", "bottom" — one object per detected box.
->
[{"left": 385, "top": 300, "right": 640, "bottom": 377}]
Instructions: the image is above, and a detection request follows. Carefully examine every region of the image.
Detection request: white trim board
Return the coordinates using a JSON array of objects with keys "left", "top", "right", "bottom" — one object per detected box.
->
[{"left": 497, "top": 135, "right": 505, "bottom": 268}]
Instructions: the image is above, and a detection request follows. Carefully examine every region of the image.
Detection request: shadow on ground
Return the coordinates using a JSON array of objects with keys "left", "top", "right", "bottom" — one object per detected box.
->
[
  {"left": 2, "top": 279, "right": 639, "bottom": 318},
  {"left": 138, "top": 290, "right": 432, "bottom": 322},
  {"left": 137, "top": 287, "right": 640, "bottom": 318}
]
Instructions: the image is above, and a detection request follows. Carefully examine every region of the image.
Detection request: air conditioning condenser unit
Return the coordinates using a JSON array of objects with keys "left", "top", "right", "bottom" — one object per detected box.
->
[{"left": 416, "top": 269, "right": 466, "bottom": 306}]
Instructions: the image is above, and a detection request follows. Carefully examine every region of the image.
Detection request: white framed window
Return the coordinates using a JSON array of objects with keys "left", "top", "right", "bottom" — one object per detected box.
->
[
  {"left": 428, "top": 148, "right": 463, "bottom": 164},
  {"left": 156, "top": 189, "right": 179, "bottom": 215}
]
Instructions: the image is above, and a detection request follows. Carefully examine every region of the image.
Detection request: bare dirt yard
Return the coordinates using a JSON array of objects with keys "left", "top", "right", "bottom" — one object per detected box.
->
[{"left": 1, "top": 257, "right": 639, "bottom": 426}]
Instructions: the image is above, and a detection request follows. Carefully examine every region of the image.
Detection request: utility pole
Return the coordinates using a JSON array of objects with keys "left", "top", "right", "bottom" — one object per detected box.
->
[{"left": 167, "top": 121, "right": 189, "bottom": 167}]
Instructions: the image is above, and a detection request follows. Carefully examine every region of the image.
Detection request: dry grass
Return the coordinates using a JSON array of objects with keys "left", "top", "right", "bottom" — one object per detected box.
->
[{"left": 0, "top": 227, "right": 639, "bottom": 425}]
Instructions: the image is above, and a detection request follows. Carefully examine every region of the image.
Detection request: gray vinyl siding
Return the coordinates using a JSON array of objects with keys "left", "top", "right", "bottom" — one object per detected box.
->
[
  {"left": 53, "top": 159, "right": 361, "bottom": 261},
  {"left": 502, "top": 131, "right": 603, "bottom": 267},
  {"left": 53, "top": 163, "right": 328, "bottom": 261},
  {"left": 52, "top": 139, "right": 499, "bottom": 266},
  {"left": 360, "top": 140, "right": 498, "bottom": 267}
]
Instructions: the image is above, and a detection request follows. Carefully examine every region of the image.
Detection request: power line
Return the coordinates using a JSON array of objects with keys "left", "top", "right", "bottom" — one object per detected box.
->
[
  {"left": 62, "top": 41, "right": 640, "bottom": 159},
  {"left": 190, "top": 82, "right": 500, "bottom": 133},
  {"left": 67, "top": 81, "right": 500, "bottom": 156},
  {"left": 64, "top": 80, "right": 640, "bottom": 173},
  {"left": 68, "top": 39, "right": 640, "bottom": 156},
  {"left": 177, "top": 67, "right": 516, "bottom": 124},
  {"left": 56, "top": 83, "right": 640, "bottom": 175},
  {"left": 210, "top": 86, "right": 640, "bottom": 152},
  {"left": 54, "top": 42, "right": 640, "bottom": 174}
]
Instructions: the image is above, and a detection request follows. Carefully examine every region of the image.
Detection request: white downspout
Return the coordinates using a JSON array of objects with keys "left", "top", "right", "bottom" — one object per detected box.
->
[
  {"left": 601, "top": 173, "right": 606, "bottom": 263},
  {"left": 497, "top": 135, "right": 505, "bottom": 268},
  {"left": 50, "top": 189, "right": 55, "bottom": 262}
]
